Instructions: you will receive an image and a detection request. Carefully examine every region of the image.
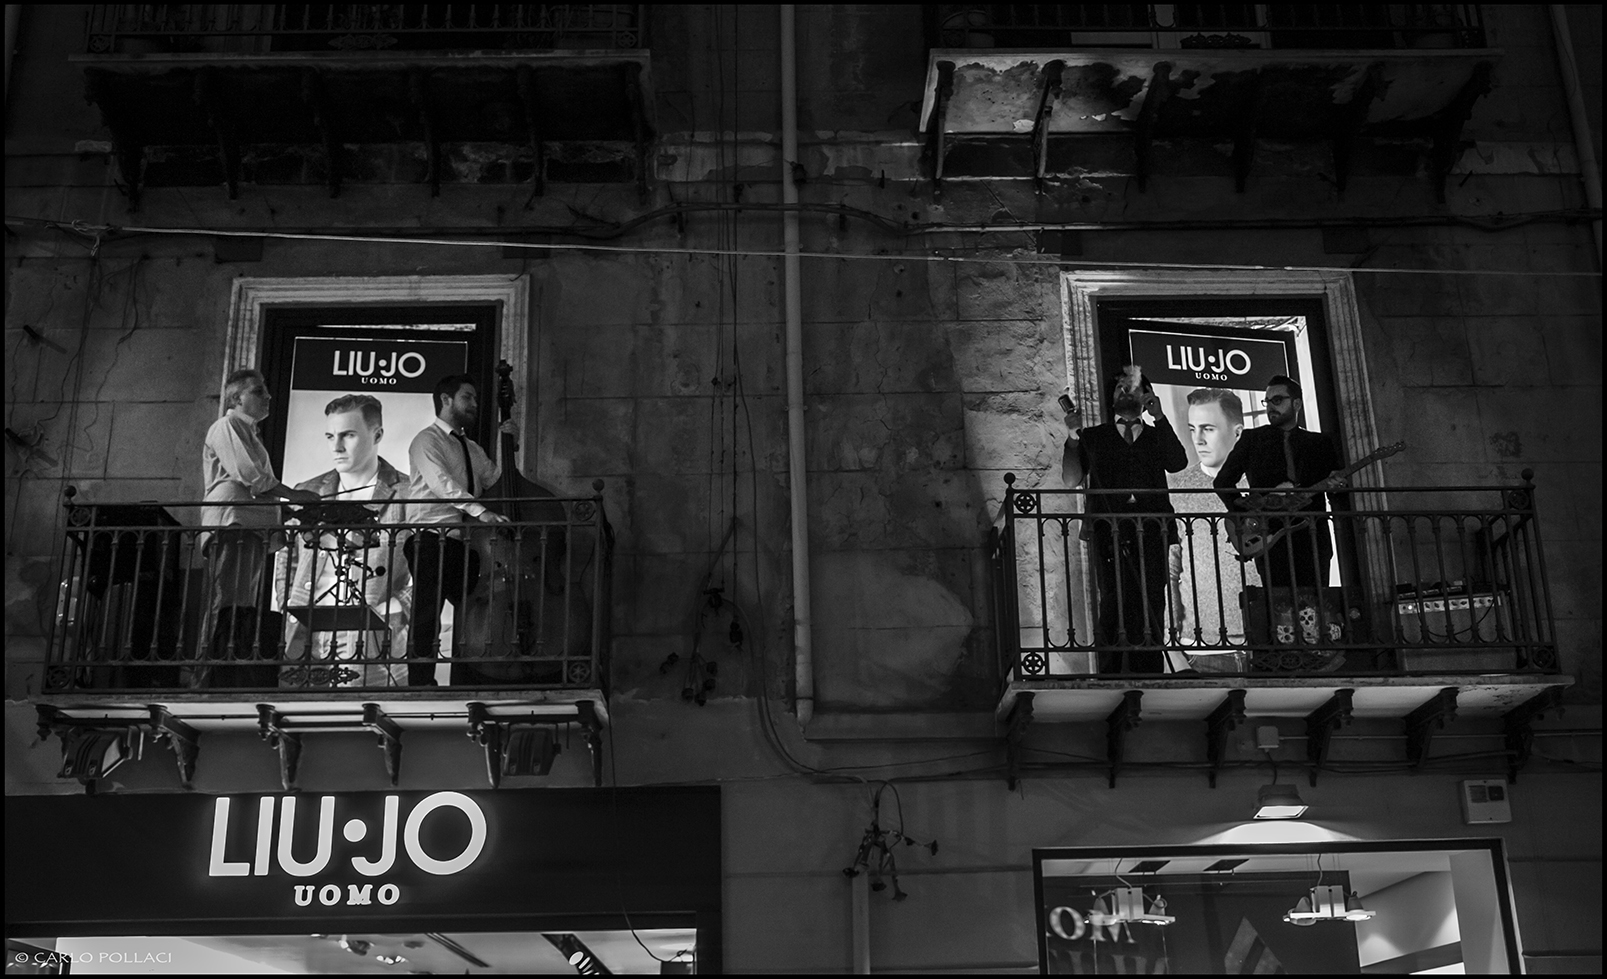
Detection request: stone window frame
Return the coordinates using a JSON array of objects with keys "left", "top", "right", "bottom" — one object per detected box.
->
[
  {"left": 220, "top": 273, "right": 532, "bottom": 430},
  {"left": 1059, "top": 268, "right": 1390, "bottom": 606}
]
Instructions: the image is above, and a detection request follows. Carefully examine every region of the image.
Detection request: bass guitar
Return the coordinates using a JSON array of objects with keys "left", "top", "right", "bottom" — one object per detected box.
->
[
  {"left": 457, "top": 360, "right": 590, "bottom": 685},
  {"left": 1227, "top": 441, "right": 1404, "bottom": 561}
]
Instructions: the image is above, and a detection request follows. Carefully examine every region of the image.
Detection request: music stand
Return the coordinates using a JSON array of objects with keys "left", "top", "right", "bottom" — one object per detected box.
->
[{"left": 285, "top": 604, "right": 387, "bottom": 633}]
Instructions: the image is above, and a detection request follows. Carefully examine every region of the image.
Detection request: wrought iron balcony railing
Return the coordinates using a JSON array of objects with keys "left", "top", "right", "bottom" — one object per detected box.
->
[
  {"left": 928, "top": 4, "right": 1487, "bottom": 50},
  {"left": 86, "top": 4, "right": 647, "bottom": 54},
  {"left": 45, "top": 490, "right": 613, "bottom": 695},
  {"left": 989, "top": 477, "right": 1556, "bottom": 681}
]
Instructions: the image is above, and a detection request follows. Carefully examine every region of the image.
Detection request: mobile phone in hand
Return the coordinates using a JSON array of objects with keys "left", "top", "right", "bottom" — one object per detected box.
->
[{"left": 1057, "top": 393, "right": 1075, "bottom": 413}]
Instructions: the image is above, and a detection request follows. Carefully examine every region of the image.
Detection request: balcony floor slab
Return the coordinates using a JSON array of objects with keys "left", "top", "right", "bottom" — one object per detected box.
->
[
  {"left": 997, "top": 674, "right": 1571, "bottom": 724},
  {"left": 34, "top": 688, "right": 608, "bottom": 733}
]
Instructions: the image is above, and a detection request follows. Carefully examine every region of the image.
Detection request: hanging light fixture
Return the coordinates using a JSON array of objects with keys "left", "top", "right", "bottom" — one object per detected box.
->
[
  {"left": 1283, "top": 884, "right": 1378, "bottom": 924},
  {"left": 1092, "top": 887, "right": 1176, "bottom": 926},
  {"left": 1342, "top": 891, "right": 1378, "bottom": 921},
  {"left": 1282, "top": 893, "right": 1318, "bottom": 925},
  {"left": 1254, "top": 783, "right": 1308, "bottom": 819}
]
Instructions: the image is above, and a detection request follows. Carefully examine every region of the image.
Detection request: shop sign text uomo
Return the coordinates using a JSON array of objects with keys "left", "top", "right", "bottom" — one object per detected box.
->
[
  {"left": 209, "top": 792, "right": 487, "bottom": 909},
  {"left": 5, "top": 787, "right": 721, "bottom": 935}
]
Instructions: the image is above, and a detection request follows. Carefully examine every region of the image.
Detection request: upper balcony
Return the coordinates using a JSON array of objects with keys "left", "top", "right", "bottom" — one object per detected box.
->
[
  {"left": 74, "top": 4, "right": 654, "bottom": 206},
  {"left": 34, "top": 488, "right": 614, "bottom": 790},
  {"left": 924, "top": 4, "right": 1489, "bottom": 52},
  {"left": 988, "top": 474, "right": 1571, "bottom": 783},
  {"left": 87, "top": 4, "right": 649, "bottom": 55},
  {"left": 916, "top": 4, "right": 1499, "bottom": 198}
]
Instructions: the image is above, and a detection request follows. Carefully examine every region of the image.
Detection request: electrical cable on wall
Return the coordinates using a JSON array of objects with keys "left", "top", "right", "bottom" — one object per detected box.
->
[{"left": 5, "top": 215, "right": 1602, "bottom": 278}]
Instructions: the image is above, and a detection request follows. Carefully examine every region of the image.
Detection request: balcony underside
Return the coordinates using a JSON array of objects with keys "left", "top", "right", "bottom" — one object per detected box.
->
[
  {"left": 35, "top": 687, "right": 609, "bottom": 733},
  {"left": 918, "top": 47, "right": 1499, "bottom": 196},
  {"left": 74, "top": 51, "right": 653, "bottom": 204},
  {"left": 998, "top": 672, "right": 1570, "bottom": 723}
]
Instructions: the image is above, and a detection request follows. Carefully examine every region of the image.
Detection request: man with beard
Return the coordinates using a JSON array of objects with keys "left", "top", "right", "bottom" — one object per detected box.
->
[
  {"left": 1170, "top": 389, "right": 1259, "bottom": 670},
  {"left": 282, "top": 394, "right": 411, "bottom": 687},
  {"left": 1062, "top": 367, "right": 1189, "bottom": 673},
  {"left": 1214, "top": 375, "right": 1346, "bottom": 588},
  {"left": 404, "top": 374, "right": 518, "bottom": 685}
]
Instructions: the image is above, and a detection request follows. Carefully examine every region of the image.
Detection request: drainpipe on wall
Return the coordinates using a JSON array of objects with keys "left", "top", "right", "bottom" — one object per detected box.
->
[
  {"left": 1549, "top": 5, "right": 1603, "bottom": 267},
  {"left": 780, "top": 4, "right": 815, "bottom": 728},
  {"left": 4, "top": 5, "right": 20, "bottom": 111},
  {"left": 850, "top": 871, "right": 871, "bottom": 974}
]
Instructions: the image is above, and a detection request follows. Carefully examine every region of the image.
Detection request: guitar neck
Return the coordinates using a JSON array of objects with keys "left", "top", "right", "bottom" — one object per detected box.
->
[{"left": 1300, "top": 448, "right": 1393, "bottom": 492}]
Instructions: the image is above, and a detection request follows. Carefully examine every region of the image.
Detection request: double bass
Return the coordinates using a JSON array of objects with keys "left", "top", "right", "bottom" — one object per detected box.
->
[{"left": 455, "top": 361, "right": 593, "bottom": 685}]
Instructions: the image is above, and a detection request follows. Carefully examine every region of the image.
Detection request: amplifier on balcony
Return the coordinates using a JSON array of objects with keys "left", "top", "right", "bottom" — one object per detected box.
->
[
  {"left": 1242, "top": 587, "right": 1349, "bottom": 672},
  {"left": 1395, "top": 588, "right": 1508, "bottom": 643},
  {"left": 1395, "top": 587, "right": 1516, "bottom": 673}
]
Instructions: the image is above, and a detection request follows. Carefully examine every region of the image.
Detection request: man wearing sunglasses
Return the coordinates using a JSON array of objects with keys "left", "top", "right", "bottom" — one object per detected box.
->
[{"left": 1213, "top": 375, "right": 1345, "bottom": 587}]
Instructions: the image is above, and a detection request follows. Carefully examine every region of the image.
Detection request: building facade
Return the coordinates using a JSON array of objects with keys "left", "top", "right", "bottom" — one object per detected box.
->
[{"left": 4, "top": 3, "right": 1602, "bottom": 973}]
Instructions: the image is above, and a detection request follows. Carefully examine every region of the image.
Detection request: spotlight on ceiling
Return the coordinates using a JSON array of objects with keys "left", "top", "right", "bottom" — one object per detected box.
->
[
  {"left": 1254, "top": 783, "right": 1308, "bottom": 819},
  {"left": 504, "top": 727, "right": 561, "bottom": 777}
]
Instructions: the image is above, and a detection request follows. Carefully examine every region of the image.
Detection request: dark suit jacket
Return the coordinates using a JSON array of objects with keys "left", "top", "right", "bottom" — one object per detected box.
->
[{"left": 1213, "top": 426, "right": 1343, "bottom": 513}]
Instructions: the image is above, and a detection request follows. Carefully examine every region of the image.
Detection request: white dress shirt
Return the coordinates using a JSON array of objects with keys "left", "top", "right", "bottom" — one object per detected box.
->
[
  {"left": 201, "top": 407, "right": 281, "bottom": 531},
  {"left": 407, "top": 417, "right": 501, "bottom": 527}
]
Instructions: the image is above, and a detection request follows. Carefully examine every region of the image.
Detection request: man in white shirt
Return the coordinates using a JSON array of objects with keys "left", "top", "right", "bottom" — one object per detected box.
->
[
  {"left": 199, "top": 368, "right": 320, "bottom": 687},
  {"left": 283, "top": 394, "right": 412, "bottom": 687},
  {"left": 404, "top": 373, "right": 517, "bottom": 685}
]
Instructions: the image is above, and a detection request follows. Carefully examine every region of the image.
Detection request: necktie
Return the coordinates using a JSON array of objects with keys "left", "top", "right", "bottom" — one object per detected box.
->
[
  {"left": 1119, "top": 418, "right": 1142, "bottom": 444},
  {"left": 1282, "top": 429, "right": 1299, "bottom": 485},
  {"left": 452, "top": 430, "right": 477, "bottom": 495}
]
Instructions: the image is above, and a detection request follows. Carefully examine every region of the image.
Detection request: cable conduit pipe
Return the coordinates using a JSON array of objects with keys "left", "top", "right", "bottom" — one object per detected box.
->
[
  {"left": 780, "top": 5, "right": 814, "bottom": 727},
  {"left": 1550, "top": 5, "right": 1603, "bottom": 267}
]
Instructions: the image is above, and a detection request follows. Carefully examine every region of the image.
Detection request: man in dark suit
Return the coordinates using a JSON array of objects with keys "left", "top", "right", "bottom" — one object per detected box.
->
[
  {"left": 1213, "top": 375, "right": 1346, "bottom": 588},
  {"left": 1062, "top": 368, "right": 1189, "bottom": 673}
]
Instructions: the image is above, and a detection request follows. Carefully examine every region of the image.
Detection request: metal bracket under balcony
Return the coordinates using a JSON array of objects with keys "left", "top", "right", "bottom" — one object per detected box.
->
[
  {"left": 35, "top": 693, "right": 609, "bottom": 792},
  {"left": 994, "top": 674, "right": 1571, "bottom": 789},
  {"left": 917, "top": 47, "right": 1498, "bottom": 199}
]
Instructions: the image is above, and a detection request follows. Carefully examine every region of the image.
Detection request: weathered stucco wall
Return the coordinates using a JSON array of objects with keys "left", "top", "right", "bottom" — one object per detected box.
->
[
  {"left": 3, "top": 2, "right": 1602, "bottom": 971},
  {"left": 5, "top": 3, "right": 1601, "bottom": 709}
]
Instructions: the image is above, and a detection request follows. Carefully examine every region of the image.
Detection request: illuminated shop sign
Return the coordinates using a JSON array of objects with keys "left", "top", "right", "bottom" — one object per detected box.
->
[
  {"left": 1128, "top": 329, "right": 1290, "bottom": 389},
  {"left": 7, "top": 788, "right": 721, "bottom": 932},
  {"left": 208, "top": 792, "right": 487, "bottom": 908}
]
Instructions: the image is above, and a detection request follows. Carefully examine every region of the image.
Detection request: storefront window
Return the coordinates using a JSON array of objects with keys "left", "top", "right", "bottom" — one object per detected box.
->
[{"left": 1034, "top": 840, "right": 1521, "bottom": 974}]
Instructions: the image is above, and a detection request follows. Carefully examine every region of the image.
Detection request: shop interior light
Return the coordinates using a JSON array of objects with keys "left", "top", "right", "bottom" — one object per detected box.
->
[
  {"left": 1092, "top": 887, "right": 1177, "bottom": 926},
  {"left": 1282, "top": 894, "right": 1318, "bottom": 924},
  {"left": 1343, "top": 891, "right": 1378, "bottom": 921},
  {"left": 1284, "top": 884, "right": 1377, "bottom": 924},
  {"left": 1254, "top": 783, "right": 1308, "bottom": 819}
]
